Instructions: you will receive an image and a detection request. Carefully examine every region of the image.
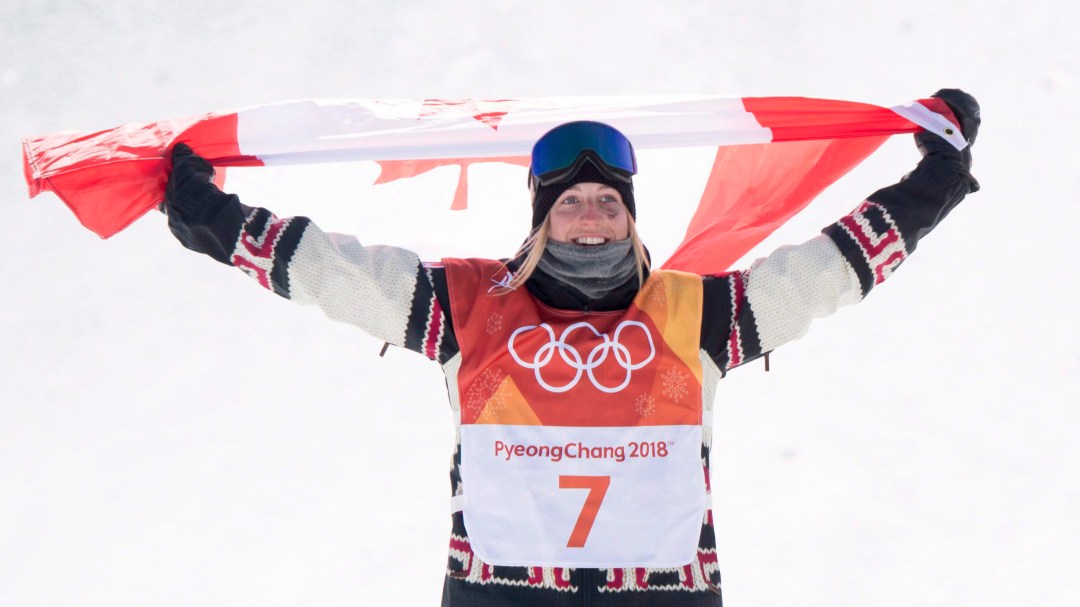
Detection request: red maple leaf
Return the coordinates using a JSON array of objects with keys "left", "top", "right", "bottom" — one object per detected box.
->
[
  {"left": 420, "top": 98, "right": 523, "bottom": 130},
  {"left": 374, "top": 156, "right": 530, "bottom": 210},
  {"left": 373, "top": 99, "right": 536, "bottom": 210}
]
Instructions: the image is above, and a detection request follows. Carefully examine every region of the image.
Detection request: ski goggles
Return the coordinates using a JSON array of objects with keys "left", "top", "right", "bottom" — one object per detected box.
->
[{"left": 529, "top": 121, "right": 638, "bottom": 187}]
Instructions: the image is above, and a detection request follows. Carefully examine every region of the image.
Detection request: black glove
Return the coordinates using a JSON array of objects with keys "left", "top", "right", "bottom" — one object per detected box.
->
[
  {"left": 916, "top": 89, "right": 980, "bottom": 161},
  {"left": 915, "top": 88, "right": 980, "bottom": 191},
  {"left": 162, "top": 142, "right": 216, "bottom": 212},
  {"left": 933, "top": 88, "right": 980, "bottom": 144},
  {"left": 160, "top": 143, "right": 247, "bottom": 265}
]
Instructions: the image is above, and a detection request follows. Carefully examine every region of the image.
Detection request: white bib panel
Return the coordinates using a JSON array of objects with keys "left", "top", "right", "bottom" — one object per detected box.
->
[{"left": 460, "top": 423, "right": 706, "bottom": 567}]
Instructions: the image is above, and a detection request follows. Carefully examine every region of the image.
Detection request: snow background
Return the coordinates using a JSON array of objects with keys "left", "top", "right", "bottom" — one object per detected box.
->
[{"left": 1, "top": 1, "right": 1077, "bottom": 605}]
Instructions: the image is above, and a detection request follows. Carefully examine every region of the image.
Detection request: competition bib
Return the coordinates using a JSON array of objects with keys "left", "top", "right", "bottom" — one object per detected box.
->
[{"left": 445, "top": 259, "right": 707, "bottom": 568}]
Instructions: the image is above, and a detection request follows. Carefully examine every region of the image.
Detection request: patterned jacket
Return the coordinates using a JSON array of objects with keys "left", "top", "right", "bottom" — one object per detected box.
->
[{"left": 164, "top": 145, "right": 975, "bottom": 607}]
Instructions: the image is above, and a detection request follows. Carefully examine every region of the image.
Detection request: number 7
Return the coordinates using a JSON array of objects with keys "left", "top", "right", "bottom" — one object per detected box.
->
[{"left": 559, "top": 475, "right": 611, "bottom": 548}]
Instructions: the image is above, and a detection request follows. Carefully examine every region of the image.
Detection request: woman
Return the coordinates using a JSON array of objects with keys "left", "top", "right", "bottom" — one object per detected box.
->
[{"left": 163, "top": 89, "right": 980, "bottom": 607}]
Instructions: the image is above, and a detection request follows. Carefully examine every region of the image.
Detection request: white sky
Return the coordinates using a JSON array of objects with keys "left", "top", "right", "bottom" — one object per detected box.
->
[{"left": 1, "top": 1, "right": 1077, "bottom": 605}]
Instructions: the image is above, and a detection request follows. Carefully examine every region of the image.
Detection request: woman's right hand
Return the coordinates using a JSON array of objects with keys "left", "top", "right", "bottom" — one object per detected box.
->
[
  {"left": 164, "top": 143, "right": 216, "bottom": 208},
  {"left": 160, "top": 143, "right": 246, "bottom": 265}
]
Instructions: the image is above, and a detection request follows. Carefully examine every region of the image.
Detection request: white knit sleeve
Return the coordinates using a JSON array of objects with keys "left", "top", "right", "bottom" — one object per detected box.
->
[
  {"left": 229, "top": 208, "right": 425, "bottom": 347},
  {"left": 287, "top": 230, "right": 423, "bottom": 345},
  {"left": 746, "top": 234, "right": 863, "bottom": 353}
]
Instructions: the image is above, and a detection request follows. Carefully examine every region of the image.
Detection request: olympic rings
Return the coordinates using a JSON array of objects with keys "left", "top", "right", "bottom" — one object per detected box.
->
[{"left": 507, "top": 321, "right": 655, "bottom": 393}]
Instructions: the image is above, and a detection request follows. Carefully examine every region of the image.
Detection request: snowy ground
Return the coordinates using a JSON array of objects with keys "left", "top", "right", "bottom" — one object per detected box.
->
[{"left": 1, "top": 1, "right": 1077, "bottom": 605}]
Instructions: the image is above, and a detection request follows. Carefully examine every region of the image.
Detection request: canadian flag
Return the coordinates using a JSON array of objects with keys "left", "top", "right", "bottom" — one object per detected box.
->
[{"left": 21, "top": 95, "right": 963, "bottom": 274}]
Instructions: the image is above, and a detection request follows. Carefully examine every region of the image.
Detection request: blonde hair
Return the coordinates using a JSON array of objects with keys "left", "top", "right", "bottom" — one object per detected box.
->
[{"left": 498, "top": 215, "right": 650, "bottom": 293}]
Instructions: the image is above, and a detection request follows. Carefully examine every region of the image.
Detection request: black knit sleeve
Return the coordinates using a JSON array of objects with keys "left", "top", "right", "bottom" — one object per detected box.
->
[
  {"left": 823, "top": 150, "right": 978, "bottom": 297},
  {"left": 401, "top": 263, "right": 460, "bottom": 363},
  {"left": 700, "top": 271, "right": 766, "bottom": 372}
]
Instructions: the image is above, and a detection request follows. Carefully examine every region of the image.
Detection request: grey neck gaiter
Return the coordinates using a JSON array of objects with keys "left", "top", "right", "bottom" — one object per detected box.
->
[{"left": 537, "top": 239, "right": 637, "bottom": 300}]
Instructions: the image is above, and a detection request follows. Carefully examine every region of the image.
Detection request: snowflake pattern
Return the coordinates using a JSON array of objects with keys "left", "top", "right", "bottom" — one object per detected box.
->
[
  {"left": 635, "top": 393, "right": 656, "bottom": 418},
  {"left": 464, "top": 367, "right": 507, "bottom": 416},
  {"left": 485, "top": 312, "right": 503, "bottom": 335},
  {"left": 486, "top": 383, "right": 511, "bottom": 416},
  {"left": 661, "top": 368, "right": 689, "bottom": 402},
  {"left": 650, "top": 278, "right": 668, "bottom": 306}
]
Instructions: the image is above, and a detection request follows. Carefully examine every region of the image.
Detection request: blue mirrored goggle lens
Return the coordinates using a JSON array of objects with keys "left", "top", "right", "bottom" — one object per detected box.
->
[{"left": 530, "top": 121, "right": 637, "bottom": 186}]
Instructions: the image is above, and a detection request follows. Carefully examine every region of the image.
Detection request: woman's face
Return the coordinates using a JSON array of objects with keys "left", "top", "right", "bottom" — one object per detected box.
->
[{"left": 546, "top": 182, "right": 630, "bottom": 245}]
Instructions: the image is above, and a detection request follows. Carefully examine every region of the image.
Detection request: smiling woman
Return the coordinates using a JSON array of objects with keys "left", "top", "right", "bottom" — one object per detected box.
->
[
  {"left": 548, "top": 182, "right": 629, "bottom": 244},
  {"left": 160, "top": 91, "right": 980, "bottom": 607},
  {"left": 503, "top": 121, "right": 650, "bottom": 296}
]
